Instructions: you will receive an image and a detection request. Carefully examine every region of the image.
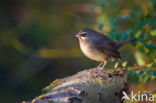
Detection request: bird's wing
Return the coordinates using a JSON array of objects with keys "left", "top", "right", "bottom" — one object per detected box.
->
[{"left": 92, "top": 36, "right": 121, "bottom": 58}]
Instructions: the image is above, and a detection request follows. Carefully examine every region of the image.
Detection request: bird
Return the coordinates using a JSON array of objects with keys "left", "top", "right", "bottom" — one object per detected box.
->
[{"left": 75, "top": 28, "right": 137, "bottom": 69}]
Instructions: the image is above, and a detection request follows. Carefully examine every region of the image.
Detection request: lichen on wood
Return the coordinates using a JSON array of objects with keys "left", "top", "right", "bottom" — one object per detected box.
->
[{"left": 23, "top": 67, "right": 128, "bottom": 103}]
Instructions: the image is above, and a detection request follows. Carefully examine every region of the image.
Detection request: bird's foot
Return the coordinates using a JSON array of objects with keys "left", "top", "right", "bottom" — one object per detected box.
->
[
  {"left": 97, "top": 62, "right": 104, "bottom": 68},
  {"left": 97, "top": 61, "right": 107, "bottom": 70},
  {"left": 90, "top": 66, "right": 105, "bottom": 78},
  {"left": 117, "top": 58, "right": 123, "bottom": 68}
]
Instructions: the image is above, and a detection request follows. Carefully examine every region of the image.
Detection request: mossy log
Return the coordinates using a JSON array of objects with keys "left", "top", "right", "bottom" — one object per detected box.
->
[{"left": 23, "top": 67, "right": 128, "bottom": 103}]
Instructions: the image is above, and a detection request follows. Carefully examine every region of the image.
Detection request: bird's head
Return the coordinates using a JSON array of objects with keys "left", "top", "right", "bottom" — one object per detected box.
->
[
  {"left": 75, "top": 28, "right": 96, "bottom": 43},
  {"left": 75, "top": 29, "right": 89, "bottom": 43}
]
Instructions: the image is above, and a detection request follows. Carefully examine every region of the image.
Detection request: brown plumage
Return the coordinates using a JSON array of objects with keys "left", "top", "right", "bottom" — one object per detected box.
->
[{"left": 75, "top": 28, "right": 137, "bottom": 68}]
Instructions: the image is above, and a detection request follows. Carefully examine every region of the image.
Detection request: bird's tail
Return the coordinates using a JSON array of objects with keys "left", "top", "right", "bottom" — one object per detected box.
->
[{"left": 116, "top": 38, "right": 137, "bottom": 49}]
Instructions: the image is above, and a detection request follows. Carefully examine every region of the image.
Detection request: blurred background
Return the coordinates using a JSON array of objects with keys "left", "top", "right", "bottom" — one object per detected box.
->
[{"left": 0, "top": 0, "right": 155, "bottom": 103}]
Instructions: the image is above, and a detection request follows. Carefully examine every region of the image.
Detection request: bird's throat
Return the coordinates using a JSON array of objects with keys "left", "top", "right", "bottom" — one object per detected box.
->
[{"left": 78, "top": 36, "right": 82, "bottom": 42}]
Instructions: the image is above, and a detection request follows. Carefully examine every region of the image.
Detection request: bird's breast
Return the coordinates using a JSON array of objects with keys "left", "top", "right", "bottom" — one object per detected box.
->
[{"left": 80, "top": 42, "right": 108, "bottom": 62}]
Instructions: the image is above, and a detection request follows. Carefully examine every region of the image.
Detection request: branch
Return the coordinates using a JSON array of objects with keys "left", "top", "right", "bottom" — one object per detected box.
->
[{"left": 23, "top": 67, "right": 128, "bottom": 103}]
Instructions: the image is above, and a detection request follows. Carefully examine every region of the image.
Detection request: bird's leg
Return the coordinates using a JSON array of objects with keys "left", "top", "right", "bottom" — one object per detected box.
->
[
  {"left": 93, "top": 62, "right": 105, "bottom": 78},
  {"left": 117, "top": 58, "right": 122, "bottom": 68},
  {"left": 97, "top": 61, "right": 107, "bottom": 69},
  {"left": 97, "top": 62, "right": 104, "bottom": 68},
  {"left": 119, "top": 58, "right": 122, "bottom": 64},
  {"left": 101, "top": 61, "right": 107, "bottom": 69}
]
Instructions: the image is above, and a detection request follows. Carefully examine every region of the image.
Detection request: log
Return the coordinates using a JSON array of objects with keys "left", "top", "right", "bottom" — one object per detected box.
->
[{"left": 23, "top": 67, "right": 128, "bottom": 103}]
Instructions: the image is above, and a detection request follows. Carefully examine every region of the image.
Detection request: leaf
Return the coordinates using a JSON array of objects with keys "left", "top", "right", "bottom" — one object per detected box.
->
[
  {"left": 150, "top": 30, "right": 156, "bottom": 36},
  {"left": 98, "top": 24, "right": 104, "bottom": 30},
  {"left": 143, "top": 75, "right": 149, "bottom": 82},
  {"left": 146, "top": 63, "right": 153, "bottom": 67},
  {"left": 146, "top": 68, "right": 152, "bottom": 73},
  {"left": 130, "top": 40, "right": 137, "bottom": 46},
  {"left": 149, "top": 0, "right": 153, "bottom": 7},
  {"left": 135, "top": 70, "right": 140, "bottom": 75},
  {"left": 134, "top": 31, "right": 141, "bottom": 38},
  {"left": 107, "top": 31, "right": 116, "bottom": 40},
  {"left": 135, "top": 51, "right": 146, "bottom": 66},
  {"left": 145, "top": 44, "right": 153, "bottom": 50},
  {"left": 122, "top": 61, "right": 128, "bottom": 67},
  {"left": 128, "top": 67, "right": 132, "bottom": 71},
  {"left": 117, "top": 32, "right": 124, "bottom": 40},
  {"left": 114, "top": 62, "right": 119, "bottom": 68},
  {"left": 151, "top": 75, "right": 156, "bottom": 80}
]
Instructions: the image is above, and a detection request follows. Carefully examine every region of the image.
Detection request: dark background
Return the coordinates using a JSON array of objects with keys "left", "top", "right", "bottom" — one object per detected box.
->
[{"left": 0, "top": 0, "right": 155, "bottom": 103}]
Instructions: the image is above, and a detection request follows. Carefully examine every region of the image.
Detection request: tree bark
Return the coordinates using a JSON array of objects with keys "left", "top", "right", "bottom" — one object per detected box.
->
[{"left": 23, "top": 67, "right": 128, "bottom": 103}]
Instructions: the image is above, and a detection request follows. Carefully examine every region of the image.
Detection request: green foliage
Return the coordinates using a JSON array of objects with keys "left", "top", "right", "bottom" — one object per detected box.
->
[
  {"left": 127, "top": 68, "right": 156, "bottom": 83},
  {"left": 150, "top": 29, "right": 156, "bottom": 36},
  {"left": 96, "top": 0, "right": 156, "bottom": 83}
]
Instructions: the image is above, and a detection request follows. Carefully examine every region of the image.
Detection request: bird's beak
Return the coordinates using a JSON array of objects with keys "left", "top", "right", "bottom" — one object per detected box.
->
[
  {"left": 74, "top": 34, "right": 79, "bottom": 38},
  {"left": 74, "top": 34, "right": 82, "bottom": 42}
]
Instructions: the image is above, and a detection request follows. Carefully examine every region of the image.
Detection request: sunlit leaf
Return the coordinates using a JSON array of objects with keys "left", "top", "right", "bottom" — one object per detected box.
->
[
  {"left": 135, "top": 51, "right": 146, "bottom": 66},
  {"left": 128, "top": 67, "right": 132, "bottom": 71},
  {"left": 134, "top": 31, "right": 141, "bottom": 38},
  {"left": 114, "top": 62, "right": 119, "bottom": 68},
  {"left": 150, "top": 29, "right": 156, "bottom": 36},
  {"left": 138, "top": 38, "right": 146, "bottom": 44},
  {"left": 146, "top": 63, "right": 153, "bottom": 67},
  {"left": 151, "top": 75, "right": 156, "bottom": 80},
  {"left": 122, "top": 61, "right": 128, "bottom": 67},
  {"left": 138, "top": 75, "right": 144, "bottom": 82}
]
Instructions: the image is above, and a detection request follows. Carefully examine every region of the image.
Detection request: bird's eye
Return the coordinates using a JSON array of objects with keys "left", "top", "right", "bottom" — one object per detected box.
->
[{"left": 81, "top": 34, "right": 87, "bottom": 37}]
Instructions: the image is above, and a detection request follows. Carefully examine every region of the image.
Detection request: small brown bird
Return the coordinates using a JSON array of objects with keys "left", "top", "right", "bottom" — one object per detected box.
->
[{"left": 75, "top": 28, "right": 137, "bottom": 68}]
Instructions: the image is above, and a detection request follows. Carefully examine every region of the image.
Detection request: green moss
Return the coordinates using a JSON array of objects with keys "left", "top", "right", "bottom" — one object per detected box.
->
[{"left": 43, "top": 79, "right": 63, "bottom": 92}]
